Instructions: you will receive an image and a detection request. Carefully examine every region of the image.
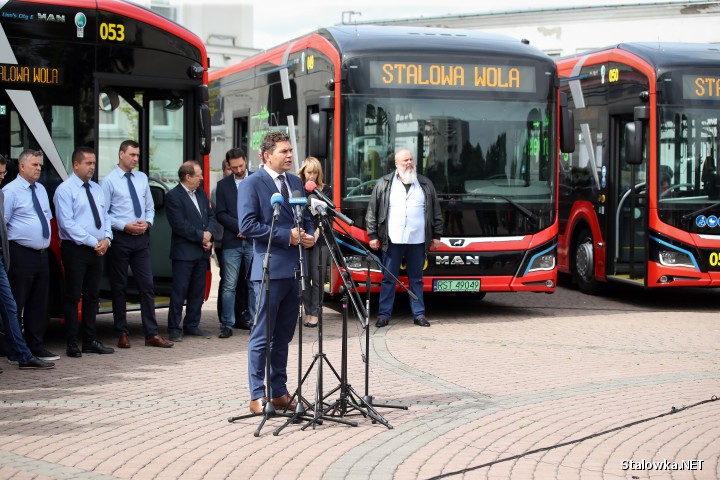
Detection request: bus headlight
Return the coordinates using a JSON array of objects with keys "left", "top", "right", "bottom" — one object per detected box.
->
[
  {"left": 658, "top": 250, "right": 694, "bottom": 268},
  {"left": 345, "top": 255, "right": 365, "bottom": 269},
  {"left": 528, "top": 253, "right": 555, "bottom": 272}
]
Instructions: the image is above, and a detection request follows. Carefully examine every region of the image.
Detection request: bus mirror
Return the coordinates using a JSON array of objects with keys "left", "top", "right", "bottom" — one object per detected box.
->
[
  {"left": 99, "top": 89, "right": 119, "bottom": 112},
  {"left": 560, "top": 107, "right": 575, "bottom": 153},
  {"left": 319, "top": 94, "right": 334, "bottom": 112},
  {"left": 308, "top": 111, "right": 328, "bottom": 158},
  {"left": 634, "top": 105, "right": 650, "bottom": 121},
  {"left": 625, "top": 121, "right": 643, "bottom": 165},
  {"left": 197, "top": 85, "right": 209, "bottom": 103},
  {"left": 150, "top": 185, "right": 166, "bottom": 209},
  {"left": 199, "top": 103, "right": 211, "bottom": 156}
]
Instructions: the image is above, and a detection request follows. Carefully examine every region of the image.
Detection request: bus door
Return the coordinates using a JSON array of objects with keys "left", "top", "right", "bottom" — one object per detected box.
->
[
  {"left": 97, "top": 85, "right": 187, "bottom": 305},
  {"left": 612, "top": 115, "right": 648, "bottom": 284}
]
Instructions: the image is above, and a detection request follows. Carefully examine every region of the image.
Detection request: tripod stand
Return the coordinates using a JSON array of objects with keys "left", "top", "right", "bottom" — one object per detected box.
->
[
  {"left": 301, "top": 210, "right": 392, "bottom": 430},
  {"left": 333, "top": 224, "right": 410, "bottom": 412}
]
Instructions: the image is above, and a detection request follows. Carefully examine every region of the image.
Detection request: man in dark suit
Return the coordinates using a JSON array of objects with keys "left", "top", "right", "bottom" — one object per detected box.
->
[
  {"left": 165, "top": 160, "right": 217, "bottom": 342},
  {"left": 215, "top": 148, "right": 254, "bottom": 338},
  {"left": 238, "top": 131, "right": 315, "bottom": 414}
]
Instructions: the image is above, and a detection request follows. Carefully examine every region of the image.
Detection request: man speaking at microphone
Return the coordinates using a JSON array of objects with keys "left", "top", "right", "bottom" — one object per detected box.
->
[{"left": 237, "top": 131, "right": 315, "bottom": 414}]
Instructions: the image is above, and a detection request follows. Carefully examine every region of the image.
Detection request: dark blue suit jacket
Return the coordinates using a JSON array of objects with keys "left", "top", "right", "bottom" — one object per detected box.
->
[
  {"left": 237, "top": 167, "right": 313, "bottom": 281},
  {"left": 166, "top": 184, "right": 217, "bottom": 261},
  {"left": 215, "top": 172, "right": 252, "bottom": 250}
]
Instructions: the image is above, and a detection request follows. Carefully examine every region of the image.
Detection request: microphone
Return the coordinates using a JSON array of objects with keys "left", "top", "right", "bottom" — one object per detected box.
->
[
  {"left": 304, "top": 180, "right": 335, "bottom": 209},
  {"left": 309, "top": 197, "right": 354, "bottom": 226},
  {"left": 289, "top": 190, "right": 307, "bottom": 221},
  {"left": 270, "top": 192, "right": 283, "bottom": 219},
  {"left": 309, "top": 197, "right": 328, "bottom": 217}
]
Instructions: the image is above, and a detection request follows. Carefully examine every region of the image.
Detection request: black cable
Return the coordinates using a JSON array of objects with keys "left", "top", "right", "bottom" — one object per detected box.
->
[{"left": 426, "top": 395, "right": 718, "bottom": 480}]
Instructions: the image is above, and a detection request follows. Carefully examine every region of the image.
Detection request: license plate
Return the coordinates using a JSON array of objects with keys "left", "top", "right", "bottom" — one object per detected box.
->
[{"left": 433, "top": 279, "right": 480, "bottom": 292}]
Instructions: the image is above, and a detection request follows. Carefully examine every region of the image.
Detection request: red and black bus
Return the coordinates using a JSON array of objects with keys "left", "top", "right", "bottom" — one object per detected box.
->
[
  {"left": 557, "top": 43, "right": 720, "bottom": 293},
  {"left": 0, "top": 0, "right": 211, "bottom": 315},
  {"left": 210, "top": 26, "right": 573, "bottom": 297}
]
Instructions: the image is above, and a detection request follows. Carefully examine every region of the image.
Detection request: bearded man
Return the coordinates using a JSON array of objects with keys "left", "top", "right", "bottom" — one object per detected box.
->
[{"left": 366, "top": 148, "right": 443, "bottom": 328}]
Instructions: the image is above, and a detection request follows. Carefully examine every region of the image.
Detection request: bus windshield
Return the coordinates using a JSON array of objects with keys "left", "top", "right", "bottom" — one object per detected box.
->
[
  {"left": 342, "top": 96, "right": 555, "bottom": 236},
  {"left": 657, "top": 106, "right": 720, "bottom": 230}
]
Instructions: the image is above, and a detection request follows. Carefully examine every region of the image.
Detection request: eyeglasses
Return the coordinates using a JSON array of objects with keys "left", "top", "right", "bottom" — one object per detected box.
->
[{"left": 0, "top": 171, "right": 7, "bottom": 177}]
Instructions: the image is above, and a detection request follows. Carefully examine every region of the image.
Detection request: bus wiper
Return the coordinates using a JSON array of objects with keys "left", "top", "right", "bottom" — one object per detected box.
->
[
  {"left": 681, "top": 201, "right": 720, "bottom": 224},
  {"left": 461, "top": 193, "right": 539, "bottom": 225}
]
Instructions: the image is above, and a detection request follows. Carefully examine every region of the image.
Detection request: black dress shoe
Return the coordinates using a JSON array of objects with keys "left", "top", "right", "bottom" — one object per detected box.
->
[
  {"left": 219, "top": 327, "right": 233, "bottom": 338},
  {"left": 234, "top": 319, "right": 251, "bottom": 330},
  {"left": 66, "top": 342, "right": 82, "bottom": 358},
  {"left": 82, "top": 340, "right": 115, "bottom": 354},
  {"left": 184, "top": 328, "right": 211, "bottom": 338},
  {"left": 19, "top": 356, "right": 54, "bottom": 370},
  {"left": 375, "top": 317, "right": 389, "bottom": 328},
  {"left": 413, "top": 315, "right": 431, "bottom": 327}
]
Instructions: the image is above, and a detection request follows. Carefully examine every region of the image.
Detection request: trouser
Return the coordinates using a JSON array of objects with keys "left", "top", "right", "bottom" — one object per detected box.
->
[
  {"left": 167, "top": 258, "right": 207, "bottom": 336},
  {"left": 61, "top": 242, "right": 103, "bottom": 344},
  {"left": 0, "top": 254, "right": 33, "bottom": 362},
  {"left": 377, "top": 242, "right": 425, "bottom": 320},
  {"left": 5, "top": 241, "right": 49, "bottom": 352},
  {"left": 108, "top": 230, "right": 159, "bottom": 338},
  {"left": 247, "top": 278, "right": 298, "bottom": 400}
]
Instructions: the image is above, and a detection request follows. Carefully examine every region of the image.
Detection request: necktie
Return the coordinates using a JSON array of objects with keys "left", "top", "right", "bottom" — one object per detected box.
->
[
  {"left": 30, "top": 184, "right": 49, "bottom": 239},
  {"left": 278, "top": 174, "right": 289, "bottom": 203},
  {"left": 124, "top": 172, "right": 142, "bottom": 218},
  {"left": 83, "top": 182, "right": 102, "bottom": 229}
]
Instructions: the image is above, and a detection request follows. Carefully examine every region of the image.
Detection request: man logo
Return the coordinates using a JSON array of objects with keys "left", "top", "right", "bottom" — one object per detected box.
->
[
  {"left": 450, "top": 239, "right": 465, "bottom": 247},
  {"left": 38, "top": 13, "right": 66, "bottom": 22}
]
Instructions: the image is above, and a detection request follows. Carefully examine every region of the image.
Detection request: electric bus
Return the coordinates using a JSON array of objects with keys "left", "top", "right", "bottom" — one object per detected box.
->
[
  {"left": 0, "top": 0, "right": 211, "bottom": 316},
  {"left": 210, "top": 26, "right": 573, "bottom": 297},
  {"left": 557, "top": 42, "right": 720, "bottom": 293}
]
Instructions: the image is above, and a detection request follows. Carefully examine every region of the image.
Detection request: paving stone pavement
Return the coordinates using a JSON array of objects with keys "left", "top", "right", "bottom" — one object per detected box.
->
[{"left": 1, "top": 270, "right": 719, "bottom": 480}]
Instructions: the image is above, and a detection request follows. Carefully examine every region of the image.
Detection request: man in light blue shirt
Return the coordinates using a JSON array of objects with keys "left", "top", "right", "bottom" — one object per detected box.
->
[
  {"left": 2, "top": 149, "right": 57, "bottom": 362},
  {"left": 54, "top": 146, "right": 114, "bottom": 358},
  {"left": 0, "top": 155, "right": 54, "bottom": 370},
  {"left": 101, "top": 140, "right": 173, "bottom": 349}
]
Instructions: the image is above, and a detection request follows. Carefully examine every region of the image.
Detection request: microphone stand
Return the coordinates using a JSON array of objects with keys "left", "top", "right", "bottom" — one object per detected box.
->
[
  {"left": 302, "top": 211, "right": 392, "bottom": 430},
  {"left": 331, "top": 221, "right": 410, "bottom": 412},
  {"left": 228, "top": 204, "right": 293, "bottom": 436},
  {"left": 274, "top": 200, "right": 315, "bottom": 435},
  {"left": 299, "top": 208, "right": 359, "bottom": 430}
]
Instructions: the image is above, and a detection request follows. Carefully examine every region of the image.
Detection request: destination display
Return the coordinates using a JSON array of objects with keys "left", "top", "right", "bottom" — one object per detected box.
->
[
  {"left": 369, "top": 61, "right": 536, "bottom": 93},
  {"left": 682, "top": 75, "right": 720, "bottom": 100},
  {"left": 0, "top": 64, "right": 61, "bottom": 85}
]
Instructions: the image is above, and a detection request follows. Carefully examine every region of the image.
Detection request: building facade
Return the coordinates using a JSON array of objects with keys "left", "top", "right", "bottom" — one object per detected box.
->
[{"left": 358, "top": 1, "right": 720, "bottom": 56}]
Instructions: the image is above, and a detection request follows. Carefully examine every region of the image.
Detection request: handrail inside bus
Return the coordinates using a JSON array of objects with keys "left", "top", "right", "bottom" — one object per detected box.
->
[{"left": 615, "top": 181, "right": 645, "bottom": 261}]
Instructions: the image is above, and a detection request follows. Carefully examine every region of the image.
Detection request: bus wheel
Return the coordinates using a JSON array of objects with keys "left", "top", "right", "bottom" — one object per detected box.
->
[{"left": 573, "top": 228, "right": 601, "bottom": 294}]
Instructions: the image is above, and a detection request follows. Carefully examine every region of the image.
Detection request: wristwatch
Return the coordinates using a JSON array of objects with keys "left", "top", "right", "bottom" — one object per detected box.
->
[{"left": 105, "top": 237, "right": 112, "bottom": 247}]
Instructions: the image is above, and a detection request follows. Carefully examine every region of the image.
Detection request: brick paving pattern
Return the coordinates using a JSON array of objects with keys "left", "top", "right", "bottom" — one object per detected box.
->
[{"left": 1, "top": 271, "right": 718, "bottom": 479}]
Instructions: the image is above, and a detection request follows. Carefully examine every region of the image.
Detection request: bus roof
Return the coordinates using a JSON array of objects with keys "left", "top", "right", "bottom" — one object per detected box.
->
[
  {"left": 211, "top": 25, "right": 553, "bottom": 81},
  {"left": 17, "top": 0, "right": 208, "bottom": 68},
  {"left": 320, "top": 25, "right": 552, "bottom": 61},
  {"left": 560, "top": 42, "right": 720, "bottom": 70}
]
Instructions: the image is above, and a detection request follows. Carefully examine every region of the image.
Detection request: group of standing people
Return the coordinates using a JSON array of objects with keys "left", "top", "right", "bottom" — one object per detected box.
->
[
  {"left": 0, "top": 132, "right": 444, "bottom": 423},
  {"left": 0, "top": 142, "right": 178, "bottom": 374}
]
